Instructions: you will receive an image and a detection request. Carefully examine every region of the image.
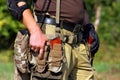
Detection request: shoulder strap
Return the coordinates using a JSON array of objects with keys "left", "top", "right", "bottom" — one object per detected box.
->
[
  {"left": 33, "top": 0, "right": 60, "bottom": 24},
  {"left": 56, "top": 0, "right": 61, "bottom": 25}
]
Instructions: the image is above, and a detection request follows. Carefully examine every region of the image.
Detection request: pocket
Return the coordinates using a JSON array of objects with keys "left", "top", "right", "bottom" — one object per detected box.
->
[
  {"left": 14, "top": 30, "right": 30, "bottom": 73},
  {"left": 35, "top": 45, "right": 50, "bottom": 73},
  {"left": 48, "top": 43, "right": 64, "bottom": 73}
]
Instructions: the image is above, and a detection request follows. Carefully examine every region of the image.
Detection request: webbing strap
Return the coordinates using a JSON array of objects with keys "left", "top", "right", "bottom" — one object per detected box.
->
[{"left": 56, "top": 0, "right": 61, "bottom": 24}]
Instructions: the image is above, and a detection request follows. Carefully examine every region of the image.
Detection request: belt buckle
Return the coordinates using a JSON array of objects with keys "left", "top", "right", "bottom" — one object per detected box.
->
[{"left": 44, "top": 17, "right": 56, "bottom": 25}]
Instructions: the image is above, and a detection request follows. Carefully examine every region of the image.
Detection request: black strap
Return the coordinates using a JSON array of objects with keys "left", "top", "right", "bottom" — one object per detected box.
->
[
  {"left": 34, "top": 0, "right": 51, "bottom": 15},
  {"left": 40, "top": 0, "right": 47, "bottom": 15},
  {"left": 83, "top": 1, "right": 87, "bottom": 10},
  {"left": 34, "top": 0, "right": 51, "bottom": 27}
]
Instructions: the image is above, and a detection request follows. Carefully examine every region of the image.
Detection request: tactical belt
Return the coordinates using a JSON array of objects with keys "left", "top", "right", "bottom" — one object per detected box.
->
[{"left": 37, "top": 15, "right": 81, "bottom": 33}]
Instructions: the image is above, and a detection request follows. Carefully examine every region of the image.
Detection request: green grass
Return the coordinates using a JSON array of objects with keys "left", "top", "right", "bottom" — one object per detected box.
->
[
  {"left": 94, "top": 61, "right": 120, "bottom": 72},
  {"left": 94, "top": 62, "right": 120, "bottom": 80},
  {"left": 94, "top": 62, "right": 110, "bottom": 73},
  {"left": 0, "top": 62, "right": 14, "bottom": 80}
]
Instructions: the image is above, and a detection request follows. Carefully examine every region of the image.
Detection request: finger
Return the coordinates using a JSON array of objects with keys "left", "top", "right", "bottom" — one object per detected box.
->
[
  {"left": 30, "top": 46, "right": 35, "bottom": 51},
  {"left": 34, "top": 48, "right": 39, "bottom": 53},
  {"left": 38, "top": 48, "right": 44, "bottom": 60}
]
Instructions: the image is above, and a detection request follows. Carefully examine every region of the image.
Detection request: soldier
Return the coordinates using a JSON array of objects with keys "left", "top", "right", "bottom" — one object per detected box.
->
[{"left": 8, "top": 0, "right": 99, "bottom": 80}]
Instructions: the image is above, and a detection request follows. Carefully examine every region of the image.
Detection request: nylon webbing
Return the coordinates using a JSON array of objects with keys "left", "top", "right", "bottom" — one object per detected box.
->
[{"left": 56, "top": 0, "right": 61, "bottom": 24}]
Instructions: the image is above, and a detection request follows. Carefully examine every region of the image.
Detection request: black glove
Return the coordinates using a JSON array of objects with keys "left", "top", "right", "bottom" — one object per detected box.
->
[{"left": 83, "top": 23, "right": 100, "bottom": 56}]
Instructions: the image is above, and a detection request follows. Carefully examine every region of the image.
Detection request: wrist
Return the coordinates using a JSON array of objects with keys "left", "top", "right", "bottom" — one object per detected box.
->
[
  {"left": 22, "top": 9, "right": 42, "bottom": 35},
  {"left": 28, "top": 23, "right": 42, "bottom": 35}
]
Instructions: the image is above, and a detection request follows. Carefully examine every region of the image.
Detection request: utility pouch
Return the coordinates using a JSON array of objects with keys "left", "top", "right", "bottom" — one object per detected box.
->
[
  {"left": 34, "top": 45, "right": 50, "bottom": 73},
  {"left": 48, "top": 37, "right": 64, "bottom": 73},
  {"left": 31, "top": 37, "right": 64, "bottom": 80},
  {"left": 14, "top": 29, "right": 30, "bottom": 73}
]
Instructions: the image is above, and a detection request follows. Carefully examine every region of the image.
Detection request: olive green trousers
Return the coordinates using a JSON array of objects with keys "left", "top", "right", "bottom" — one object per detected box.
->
[{"left": 60, "top": 29, "right": 95, "bottom": 80}]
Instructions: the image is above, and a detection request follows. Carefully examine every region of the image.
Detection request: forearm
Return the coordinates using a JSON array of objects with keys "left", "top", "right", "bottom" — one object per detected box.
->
[
  {"left": 18, "top": 2, "right": 48, "bottom": 60},
  {"left": 22, "top": 9, "right": 42, "bottom": 34}
]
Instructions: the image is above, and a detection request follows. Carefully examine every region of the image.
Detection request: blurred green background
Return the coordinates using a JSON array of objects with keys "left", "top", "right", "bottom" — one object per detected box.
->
[{"left": 0, "top": 0, "right": 120, "bottom": 80}]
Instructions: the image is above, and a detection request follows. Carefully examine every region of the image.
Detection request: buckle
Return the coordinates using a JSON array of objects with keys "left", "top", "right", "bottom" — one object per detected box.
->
[
  {"left": 61, "top": 20, "right": 77, "bottom": 32},
  {"left": 37, "top": 15, "right": 56, "bottom": 25}
]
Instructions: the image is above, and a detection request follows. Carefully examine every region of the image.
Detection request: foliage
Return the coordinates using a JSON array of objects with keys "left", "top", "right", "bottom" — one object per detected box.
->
[
  {"left": 0, "top": 50, "right": 14, "bottom": 62},
  {"left": 0, "top": 0, "right": 24, "bottom": 49},
  {"left": 84, "top": 0, "right": 120, "bottom": 45},
  {"left": 97, "top": 0, "right": 120, "bottom": 45}
]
